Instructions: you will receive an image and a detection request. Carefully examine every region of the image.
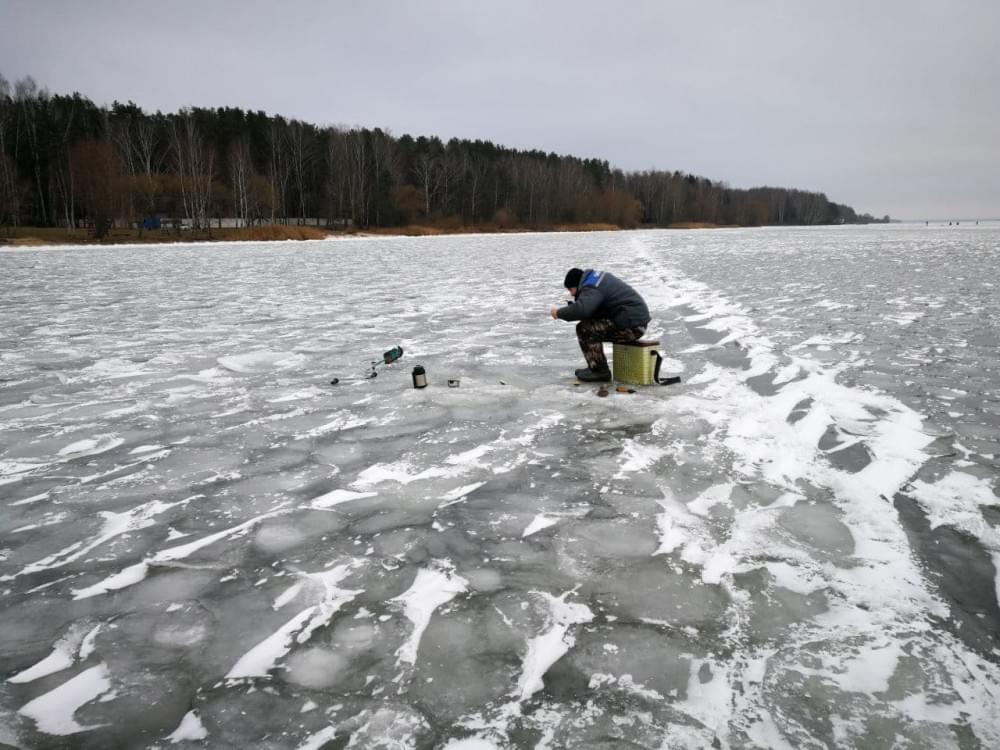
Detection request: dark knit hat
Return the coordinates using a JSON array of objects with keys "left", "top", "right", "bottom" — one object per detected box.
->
[{"left": 564, "top": 268, "right": 584, "bottom": 289}]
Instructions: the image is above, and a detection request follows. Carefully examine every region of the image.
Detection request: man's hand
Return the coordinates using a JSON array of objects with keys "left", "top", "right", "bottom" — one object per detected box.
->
[{"left": 550, "top": 306, "right": 559, "bottom": 320}]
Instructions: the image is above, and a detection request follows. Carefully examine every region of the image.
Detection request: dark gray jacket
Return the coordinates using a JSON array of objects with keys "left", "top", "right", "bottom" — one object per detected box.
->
[{"left": 557, "top": 269, "right": 650, "bottom": 328}]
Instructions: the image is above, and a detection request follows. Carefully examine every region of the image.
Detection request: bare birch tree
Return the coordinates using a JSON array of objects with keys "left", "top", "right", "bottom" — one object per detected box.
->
[
  {"left": 170, "top": 110, "right": 214, "bottom": 229},
  {"left": 230, "top": 137, "right": 254, "bottom": 227},
  {"left": 267, "top": 122, "right": 290, "bottom": 224},
  {"left": 324, "top": 127, "right": 349, "bottom": 225},
  {"left": 15, "top": 77, "right": 47, "bottom": 226},
  {"left": 345, "top": 129, "right": 370, "bottom": 226},
  {"left": 412, "top": 152, "right": 441, "bottom": 219},
  {"left": 370, "top": 128, "right": 399, "bottom": 226},
  {"left": 0, "top": 75, "right": 21, "bottom": 232},
  {"left": 288, "top": 120, "right": 313, "bottom": 223},
  {"left": 132, "top": 118, "right": 162, "bottom": 219},
  {"left": 110, "top": 116, "right": 137, "bottom": 228}
]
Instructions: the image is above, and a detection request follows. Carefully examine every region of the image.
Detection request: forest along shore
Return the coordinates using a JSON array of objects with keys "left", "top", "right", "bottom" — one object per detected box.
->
[
  {"left": 0, "top": 222, "right": 739, "bottom": 246},
  {"left": 1, "top": 79, "right": 888, "bottom": 247}
]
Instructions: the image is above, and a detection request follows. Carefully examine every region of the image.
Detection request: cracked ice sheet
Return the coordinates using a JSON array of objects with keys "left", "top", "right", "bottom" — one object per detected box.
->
[{"left": 3, "top": 228, "right": 1000, "bottom": 748}]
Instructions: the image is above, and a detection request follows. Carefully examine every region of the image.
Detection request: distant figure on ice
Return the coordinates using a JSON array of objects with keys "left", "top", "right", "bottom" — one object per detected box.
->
[{"left": 550, "top": 267, "right": 651, "bottom": 382}]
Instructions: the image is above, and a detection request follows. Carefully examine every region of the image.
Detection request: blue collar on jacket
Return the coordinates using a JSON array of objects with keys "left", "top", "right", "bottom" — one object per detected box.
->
[{"left": 582, "top": 270, "right": 604, "bottom": 288}]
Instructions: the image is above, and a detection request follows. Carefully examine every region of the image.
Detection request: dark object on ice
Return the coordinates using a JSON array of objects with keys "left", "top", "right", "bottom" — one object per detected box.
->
[
  {"left": 447, "top": 379, "right": 460, "bottom": 388},
  {"left": 576, "top": 366, "right": 612, "bottom": 383},
  {"left": 332, "top": 344, "right": 404, "bottom": 384},
  {"left": 597, "top": 387, "right": 609, "bottom": 397},
  {"left": 651, "top": 349, "right": 682, "bottom": 386},
  {"left": 616, "top": 386, "right": 636, "bottom": 394},
  {"left": 499, "top": 380, "right": 507, "bottom": 385},
  {"left": 412, "top": 365, "right": 428, "bottom": 388},
  {"left": 365, "top": 344, "right": 404, "bottom": 378},
  {"left": 382, "top": 346, "right": 404, "bottom": 364}
]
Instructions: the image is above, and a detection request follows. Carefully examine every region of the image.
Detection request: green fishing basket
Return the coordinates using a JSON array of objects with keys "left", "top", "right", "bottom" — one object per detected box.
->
[{"left": 612, "top": 340, "right": 661, "bottom": 385}]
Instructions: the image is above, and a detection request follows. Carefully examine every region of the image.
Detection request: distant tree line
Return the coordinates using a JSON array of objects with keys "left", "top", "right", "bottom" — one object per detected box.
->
[{"left": 0, "top": 74, "right": 888, "bottom": 238}]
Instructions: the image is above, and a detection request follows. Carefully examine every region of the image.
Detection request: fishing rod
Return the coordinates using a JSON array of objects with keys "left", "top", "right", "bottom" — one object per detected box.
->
[{"left": 330, "top": 345, "right": 404, "bottom": 385}]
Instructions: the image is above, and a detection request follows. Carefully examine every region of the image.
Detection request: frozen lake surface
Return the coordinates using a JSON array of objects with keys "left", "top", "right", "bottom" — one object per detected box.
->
[{"left": 1, "top": 226, "right": 999, "bottom": 748}]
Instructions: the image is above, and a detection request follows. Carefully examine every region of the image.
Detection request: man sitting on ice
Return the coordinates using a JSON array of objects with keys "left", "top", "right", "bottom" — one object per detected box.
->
[{"left": 550, "top": 267, "right": 651, "bottom": 382}]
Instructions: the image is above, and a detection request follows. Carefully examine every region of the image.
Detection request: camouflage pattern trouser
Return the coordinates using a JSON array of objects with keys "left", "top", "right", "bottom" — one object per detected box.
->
[{"left": 576, "top": 319, "right": 647, "bottom": 371}]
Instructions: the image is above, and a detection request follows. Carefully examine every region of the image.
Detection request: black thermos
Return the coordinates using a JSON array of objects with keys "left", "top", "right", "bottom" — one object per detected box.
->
[{"left": 412, "top": 365, "right": 427, "bottom": 388}]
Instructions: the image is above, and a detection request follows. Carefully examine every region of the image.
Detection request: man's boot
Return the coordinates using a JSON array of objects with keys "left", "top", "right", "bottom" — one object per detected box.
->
[{"left": 576, "top": 366, "right": 612, "bottom": 383}]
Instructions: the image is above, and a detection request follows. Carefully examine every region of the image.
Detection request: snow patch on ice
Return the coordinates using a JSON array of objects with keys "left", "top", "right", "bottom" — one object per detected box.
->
[
  {"left": 909, "top": 471, "right": 999, "bottom": 531},
  {"left": 353, "top": 461, "right": 458, "bottom": 489},
  {"left": 441, "top": 739, "right": 502, "bottom": 749},
  {"left": 227, "top": 562, "right": 361, "bottom": 678},
  {"left": 909, "top": 470, "right": 1000, "bottom": 604},
  {"left": 7, "top": 622, "right": 102, "bottom": 684},
  {"left": 687, "top": 483, "right": 734, "bottom": 517},
  {"left": 18, "top": 663, "right": 113, "bottom": 735},
  {"left": 13, "top": 496, "right": 191, "bottom": 579},
  {"left": 438, "top": 481, "right": 487, "bottom": 508},
  {"left": 9, "top": 490, "right": 51, "bottom": 506},
  {"left": 516, "top": 590, "right": 593, "bottom": 701},
  {"left": 72, "top": 506, "right": 290, "bottom": 599},
  {"left": 522, "top": 514, "right": 560, "bottom": 538},
  {"left": 216, "top": 350, "right": 304, "bottom": 373},
  {"left": 71, "top": 562, "right": 150, "bottom": 599},
  {"left": 392, "top": 561, "right": 468, "bottom": 665},
  {"left": 297, "top": 725, "right": 339, "bottom": 750},
  {"left": 309, "top": 488, "right": 377, "bottom": 510},
  {"left": 57, "top": 434, "right": 124, "bottom": 458},
  {"left": 167, "top": 710, "right": 208, "bottom": 742},
  {"left": 1, "top": 460, "right": 50, "bottom": 480},
  {"left": 295, "top": 412, "right": 373, "bottom": 439},
  {"left": 613, "top": 439, "right": 667, "bottom": 478}
]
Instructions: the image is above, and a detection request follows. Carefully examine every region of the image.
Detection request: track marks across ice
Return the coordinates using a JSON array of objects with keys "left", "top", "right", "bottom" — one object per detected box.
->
[{"left": 627, "top": 234, "right": 1000, "bottom": 744}]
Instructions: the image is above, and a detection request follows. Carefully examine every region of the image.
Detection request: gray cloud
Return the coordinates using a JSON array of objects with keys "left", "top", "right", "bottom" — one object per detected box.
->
[{"left": 2, "top": 0, "right": 997, "bottom": 219}]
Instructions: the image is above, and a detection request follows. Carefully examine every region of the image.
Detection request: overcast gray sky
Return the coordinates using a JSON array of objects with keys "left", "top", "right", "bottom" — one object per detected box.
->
[{"left": 3, "top": 0, "right": 998, "bottom": 220}]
